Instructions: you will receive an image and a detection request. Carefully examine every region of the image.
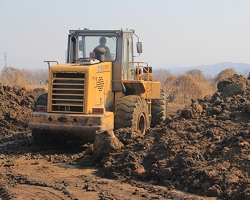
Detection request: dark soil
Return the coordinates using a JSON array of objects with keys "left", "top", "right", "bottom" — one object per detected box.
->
[
  {"left": 100, "top": 74, "right": 250, "bottom": 199},
  {"left": 1, "top": 74, "right": 250, "bottom": 199},
  {"left": 0, "top": 84, "right": 45, "bottom": 139}
]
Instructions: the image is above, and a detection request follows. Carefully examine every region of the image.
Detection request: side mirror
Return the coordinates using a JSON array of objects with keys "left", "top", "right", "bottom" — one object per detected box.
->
[{"left": 136, "top": 42, "right": 142, "bottom": 54}]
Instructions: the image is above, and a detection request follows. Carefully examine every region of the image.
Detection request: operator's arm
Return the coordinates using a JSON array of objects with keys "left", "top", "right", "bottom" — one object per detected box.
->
[{"left": 104, "top": 46, "right": 113, "bottom": 61}]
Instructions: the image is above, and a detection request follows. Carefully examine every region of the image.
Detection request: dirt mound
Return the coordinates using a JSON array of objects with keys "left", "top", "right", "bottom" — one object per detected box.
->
[
  {"left": 0, "top": 84, "right": 45, "bottom": 139},
  {"left": 100, "top": 74, "right": 250, "bottom": 199},
  {"left": 1, "top": 75, "right": 250, "bottom": 199}
]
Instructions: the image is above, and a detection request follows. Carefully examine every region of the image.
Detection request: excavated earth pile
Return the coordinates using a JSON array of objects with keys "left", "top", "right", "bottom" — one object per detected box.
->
[
  {"left": 100, "top": 74, "right": 250, "bottom": 199},
  {"left": 1, "top": 74, "right": 250, "bottom": 199},
  {"left": 0, "top": 84, "right": 45, "bottom": 139}
]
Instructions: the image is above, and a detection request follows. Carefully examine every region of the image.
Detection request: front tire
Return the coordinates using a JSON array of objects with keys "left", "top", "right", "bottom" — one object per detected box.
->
[
  {"left": 114, "top": 95, "right": 150, "bottom": 135},
  {"left": 32, "top": 93, "right": 50, "bottom": 145},
  {"left": 33, "top": 93, "right": 48, "bottom": 111}
]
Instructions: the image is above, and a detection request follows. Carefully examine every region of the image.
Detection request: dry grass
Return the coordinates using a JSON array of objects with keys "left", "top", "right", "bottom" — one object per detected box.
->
[{"left": 25, "top": 85, "right": 48, "bottom": 91}]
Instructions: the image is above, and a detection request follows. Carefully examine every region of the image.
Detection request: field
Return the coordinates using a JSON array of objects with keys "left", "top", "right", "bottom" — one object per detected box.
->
[{"left": 0, "top": 73, "right": 250, "bottom": 199}]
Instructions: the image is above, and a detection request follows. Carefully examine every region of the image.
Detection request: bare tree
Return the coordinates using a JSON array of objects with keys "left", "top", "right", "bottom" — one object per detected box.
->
[
  {"left": 0, "top": 67, "right": 28, "bottom": 86},
  {"left": 214, "top": 68, "right": 237, "bottom": 83},
  {"left": 186, "top": 69, "right": 206, "bottom": 82}
]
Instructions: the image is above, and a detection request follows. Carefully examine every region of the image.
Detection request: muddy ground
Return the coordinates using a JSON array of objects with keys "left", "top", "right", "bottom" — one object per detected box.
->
[{"left": 0, "top": 74, "right": 250, "bottom": 199}]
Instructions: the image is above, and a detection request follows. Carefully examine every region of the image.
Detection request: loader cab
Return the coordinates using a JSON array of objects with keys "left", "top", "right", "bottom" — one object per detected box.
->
[{"left": 67, "top": 29, "right": 142, "bottom": 92}]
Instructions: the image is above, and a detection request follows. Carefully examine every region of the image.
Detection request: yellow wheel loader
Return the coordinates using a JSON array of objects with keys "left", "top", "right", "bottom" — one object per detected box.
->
[{"left": 28, "top": 29, "right": 166, "bottom": 145}]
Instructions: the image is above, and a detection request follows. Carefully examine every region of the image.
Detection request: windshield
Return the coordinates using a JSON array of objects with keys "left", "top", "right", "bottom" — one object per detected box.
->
[{"left": 77, "top": 36, "right": 117, "bottom": 61}]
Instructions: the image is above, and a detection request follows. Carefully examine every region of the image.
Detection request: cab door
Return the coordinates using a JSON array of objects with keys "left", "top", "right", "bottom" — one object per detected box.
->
[{"left": 122, "top": 36, "right": 134, "bottom": 80}]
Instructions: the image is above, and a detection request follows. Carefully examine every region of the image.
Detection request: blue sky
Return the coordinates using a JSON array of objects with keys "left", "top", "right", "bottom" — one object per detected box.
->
[{"left": 0, "top": 0, "right": 250, "bottom": 69}]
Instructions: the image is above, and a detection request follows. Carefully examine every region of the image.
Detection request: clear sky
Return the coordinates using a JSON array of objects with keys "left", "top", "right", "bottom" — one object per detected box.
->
[{"left": 0, "top": 0, "right": 250, "bottom": 69}]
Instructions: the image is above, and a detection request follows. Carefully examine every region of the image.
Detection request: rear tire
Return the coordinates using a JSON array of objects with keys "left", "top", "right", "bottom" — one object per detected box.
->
[
  {"left": 151, "top": 93, "right": 167, "bottom": 127},
  {"left": 114, "top": 95, "right": 150, "bottom": 135}
]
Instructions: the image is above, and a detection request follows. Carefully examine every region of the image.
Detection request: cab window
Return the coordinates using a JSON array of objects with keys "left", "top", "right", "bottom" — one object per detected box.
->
[{"left": 77, "top": 36, "right": 117, "bottom": 61}]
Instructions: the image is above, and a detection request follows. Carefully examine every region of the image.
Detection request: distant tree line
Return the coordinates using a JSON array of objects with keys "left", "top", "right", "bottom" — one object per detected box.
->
[
  {"left": 154, "top": 68, "right": 238, "bottom": 104},
  {"left": 0, "top": 67, "right": 48, "bottom": 87},
  {"left": 0, "top": 66, "right": 241, "bottom": 105}
]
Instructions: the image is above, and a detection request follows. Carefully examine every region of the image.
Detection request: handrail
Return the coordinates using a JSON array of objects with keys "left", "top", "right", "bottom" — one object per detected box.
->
[
  {"left": 44, "top": 60, "right": 59, "bottom": 69},
  {"left": 128, "top": 61, "right": 155, "bottom": 116}
]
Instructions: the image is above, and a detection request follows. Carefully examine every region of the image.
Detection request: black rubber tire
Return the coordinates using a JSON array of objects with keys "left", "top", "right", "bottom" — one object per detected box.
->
[
  {"left": 151, "top": 93, "right": 167, "bottom": 127},
  {"left": 32, "top": 93, "right": 50, "bottom": 145},
  {"left": 33, "top": 93, "right": 48, "bottom": 111},
  {"left": 114, "top": 95, "right": 150, "bottom": 135}
]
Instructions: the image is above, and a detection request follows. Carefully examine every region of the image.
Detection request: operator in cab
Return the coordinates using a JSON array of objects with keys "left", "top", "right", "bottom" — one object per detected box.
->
[{"left": 93, "top": 37, "right": 113, "bottom": 61}]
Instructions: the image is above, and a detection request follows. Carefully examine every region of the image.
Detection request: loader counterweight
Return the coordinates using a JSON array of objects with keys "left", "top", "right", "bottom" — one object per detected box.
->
[{"left": 29, "top": 112, "right": 114, "bottom": 142}]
